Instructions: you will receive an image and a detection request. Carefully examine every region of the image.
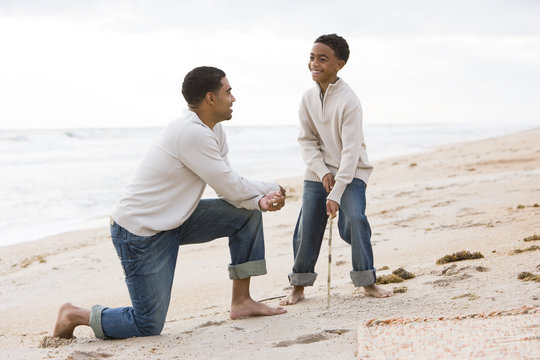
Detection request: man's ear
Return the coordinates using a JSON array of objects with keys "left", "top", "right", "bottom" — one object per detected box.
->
[{"left": 205, "top": 92, "right": 216, "bottom": 105}]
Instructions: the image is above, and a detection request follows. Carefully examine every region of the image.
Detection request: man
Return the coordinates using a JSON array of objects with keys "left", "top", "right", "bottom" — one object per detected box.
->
[{"left": 52, "top": 66, "right": 287, "bottom": 340}]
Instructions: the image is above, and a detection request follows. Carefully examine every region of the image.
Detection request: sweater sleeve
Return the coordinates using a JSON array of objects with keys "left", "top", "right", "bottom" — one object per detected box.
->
[
  {"left": 177, "top": 124, "right": 279, "bottom": 210},
  {"left": 298, "top": 98, "right": 331, "bottom": 179},
  {"left": 327, "top": 105, "right": 363, "bottom": 204},
  {"left": 219, "top": 133, "right": 280, "bottom": 205}
]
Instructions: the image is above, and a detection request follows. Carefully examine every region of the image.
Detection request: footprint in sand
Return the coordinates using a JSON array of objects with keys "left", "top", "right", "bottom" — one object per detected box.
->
[
  {"left": 431, "top": 200, "right": 454, "bottom": 208},
  {"left": 39, "top": 336, "right": 74, "bottom": 348},
  {"left": 439, "top": 264, "right": 489, "bottom": 276},
  {"left": 428, "top": 266, "right": 479, "bottom": 287},
  {"left": 66, "top": 351, "right": 113, "bottom": 359},
  {"left": 194, "top": 320, "right": 226, "bottom": 329},
  {"left": 182, "top": 320, "right": 227, "bottom": 335},
  {"left": 273, "top": 329, "right": 349, "bottom": 347}
]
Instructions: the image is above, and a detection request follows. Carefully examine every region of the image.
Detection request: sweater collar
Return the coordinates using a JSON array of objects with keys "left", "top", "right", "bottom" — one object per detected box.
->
[{"left": 317, "top": 78, "right": 344, "bottom": 98}]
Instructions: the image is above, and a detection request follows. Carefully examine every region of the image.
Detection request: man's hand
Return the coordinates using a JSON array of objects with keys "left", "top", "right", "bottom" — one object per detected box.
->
[
  {"left": 322, "top": 173, "right": 335, "bottom": 194},
  {"left": 259, "top": 189, "right": 286, "bottom": 212},
  {"left": 326, "top": 199, "right": 339, "bottom": 218}
]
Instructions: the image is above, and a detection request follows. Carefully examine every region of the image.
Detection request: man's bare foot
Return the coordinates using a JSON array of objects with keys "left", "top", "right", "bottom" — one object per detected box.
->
[
  {"left": 363, "top": 284, "right": 393, "bottom": 298},
  {"left": 230, "top": 298, "right": 287, "bottom": 320},
  {"left": 279, "top": 286, "right": 305, "bottom": 306},
  {"left": 52, "top": 303, "right": 90, "bottom": 338}
]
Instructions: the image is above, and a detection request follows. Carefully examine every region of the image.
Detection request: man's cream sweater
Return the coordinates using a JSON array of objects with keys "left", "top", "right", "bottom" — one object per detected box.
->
[
  {"left": 298, "top": 78, "right": 373, "bottom": 204},
  {"left": 112, "top": 109, "right": 279, "bottom": 236}
]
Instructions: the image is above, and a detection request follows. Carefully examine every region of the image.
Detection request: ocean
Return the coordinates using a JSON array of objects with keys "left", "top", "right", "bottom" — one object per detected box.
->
[{"left": 0, "top": 121, "right": 536, "bottom": 247}]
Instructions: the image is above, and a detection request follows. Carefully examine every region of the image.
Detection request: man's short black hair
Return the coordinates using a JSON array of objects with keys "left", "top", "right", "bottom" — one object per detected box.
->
[
  {"left": 182, "top": 66, "right": 226, "bottom": 107},
  {"left": 314, "top": 34, "right": 350, "bottom": 63}
]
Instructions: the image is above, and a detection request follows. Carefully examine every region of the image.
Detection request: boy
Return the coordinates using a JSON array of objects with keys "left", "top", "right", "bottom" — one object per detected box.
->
[{"left": 280, "top": 34, "right": 392, "bottom": 305}]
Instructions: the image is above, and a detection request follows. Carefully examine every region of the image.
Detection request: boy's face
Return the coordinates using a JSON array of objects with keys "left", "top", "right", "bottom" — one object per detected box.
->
[{"left": 309, "top": 42, "right": 345, "bottom": 85}]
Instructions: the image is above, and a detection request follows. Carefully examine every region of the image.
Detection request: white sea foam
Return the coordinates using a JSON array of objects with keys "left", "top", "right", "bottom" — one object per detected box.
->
[{"left": 0, "top": 122, "right": 536, "bottom": 246}]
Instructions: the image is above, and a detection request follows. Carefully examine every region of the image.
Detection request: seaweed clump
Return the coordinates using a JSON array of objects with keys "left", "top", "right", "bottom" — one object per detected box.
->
[
  {"left": 513, "top": 245, "right": 540, "bottom": 254},
  {"left": 376, "top": 274, "right": 403, "bottom": 284},
  {"left": 518, "top": 272, "right": 540, "bottom": 282},
  {"left": 392, "top": 267, "right": 416, "bottom": 280},
  {"left": 436, "top": 250, "right": 484, "bottom": 265},
  {"left": 393, "top": 286, "right": 408, "bottom": 293},
  {"left": 376, "top": 267, "right": 416, "bottom": 284},
  {"left": 523, "top": 234, "right": 540, "bottom": 242}
]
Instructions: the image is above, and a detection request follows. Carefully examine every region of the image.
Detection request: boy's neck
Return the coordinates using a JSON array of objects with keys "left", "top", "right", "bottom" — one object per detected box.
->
[{"left": 318, "top": 76, "right": 339, "bottom": 95}]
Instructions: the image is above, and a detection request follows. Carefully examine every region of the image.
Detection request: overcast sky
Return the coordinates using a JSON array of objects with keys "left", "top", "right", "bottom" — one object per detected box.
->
[{"left": 1, "top": 0, "right": 539, "bottom": 129}]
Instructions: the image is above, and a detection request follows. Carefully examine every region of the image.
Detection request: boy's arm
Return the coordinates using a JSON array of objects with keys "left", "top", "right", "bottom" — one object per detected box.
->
[
  {"left": 298, "top": 104, "right": 331, "bottom": 179},
  {"left": 326, "top": 106, "right": 363, "bottom": 204}
]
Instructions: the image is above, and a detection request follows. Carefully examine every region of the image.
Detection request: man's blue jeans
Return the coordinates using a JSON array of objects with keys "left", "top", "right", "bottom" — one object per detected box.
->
[
  {"left": 288, "top": 179, "right": 376, "bottom": 287},
  {"left": 90, "top": 199, "right": 266, "bottom": 339}
]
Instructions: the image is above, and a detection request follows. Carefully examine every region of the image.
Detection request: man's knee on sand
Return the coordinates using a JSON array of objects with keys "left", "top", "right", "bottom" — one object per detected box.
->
[
  {"left": 92, "top": 305, "right": 167, "bottom": 339},
  {"left": 138, "top": 322, "right": 164, "bottom": 337}
]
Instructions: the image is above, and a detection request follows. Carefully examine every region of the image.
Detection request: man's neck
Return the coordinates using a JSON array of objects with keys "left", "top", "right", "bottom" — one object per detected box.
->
[{"left": 189, "top": 108, "right": 219, "bottom": 129}]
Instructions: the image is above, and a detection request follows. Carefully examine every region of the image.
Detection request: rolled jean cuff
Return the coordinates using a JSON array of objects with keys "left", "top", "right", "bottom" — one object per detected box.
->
[
  {"left": 350, "top": 269, "right": 376, "bottom": 287},
  {"left": 89, "top": 305, "right": 110, "bottom": 340},
  {"left": 288, "top": 272, "right": 318, "bottom": 287},
  {"left": 228, "top": 259, "right": 267, "bottom": 280}
]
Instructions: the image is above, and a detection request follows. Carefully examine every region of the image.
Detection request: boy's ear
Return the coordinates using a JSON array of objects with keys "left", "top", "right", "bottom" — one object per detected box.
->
[{"left": 337, "top": 60, "right": 346, "bottom": 71}]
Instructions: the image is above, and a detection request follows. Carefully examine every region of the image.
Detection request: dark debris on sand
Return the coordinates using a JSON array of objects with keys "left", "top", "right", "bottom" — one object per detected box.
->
[
  {"left": 518, "top": 272, "right": 540, "bottom": 282},
  {"left": 523, "top": 234, "right": 540, "bottom": 242},
  {"left": 436, "top": 251, "right": 484, "bottom": 265},
  {"left": 376, "top": 267, "right": 416, "bottom": 284}
]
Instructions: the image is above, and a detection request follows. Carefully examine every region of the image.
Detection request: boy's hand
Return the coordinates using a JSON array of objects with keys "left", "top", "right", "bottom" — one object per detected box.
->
[
  {"left": 326, "top": 199, "right": 339, "bottom": 218},
  {"left": 259, "top": 191, "right": 285, "bottom": 212},
  {"left": 322, "top": 173, "right": 335, "bottom": 194}
]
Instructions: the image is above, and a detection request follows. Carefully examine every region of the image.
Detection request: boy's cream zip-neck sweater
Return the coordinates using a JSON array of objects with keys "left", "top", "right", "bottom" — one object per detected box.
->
[{"left": 298, "top": 78, "right": 373, "bottom": 204}]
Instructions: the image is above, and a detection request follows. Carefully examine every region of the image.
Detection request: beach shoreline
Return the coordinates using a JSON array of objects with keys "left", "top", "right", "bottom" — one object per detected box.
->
[
  {"left": 1, "top": 128, "right": 539, "bottom": 359},
  {"left": 2, "top": 122, "right": 538, "bottom": 248}
]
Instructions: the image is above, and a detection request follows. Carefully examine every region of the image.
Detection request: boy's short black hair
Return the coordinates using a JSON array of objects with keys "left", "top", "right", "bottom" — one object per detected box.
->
[
  {"left": 182, "top": 66, "right": 226, "bottom": 107},
  {"left": 314, "top": 34, "right": 350, "bottom": 63}
]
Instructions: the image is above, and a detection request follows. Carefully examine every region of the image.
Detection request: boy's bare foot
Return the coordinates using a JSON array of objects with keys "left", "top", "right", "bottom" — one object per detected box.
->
[
  {"left": 52, "top": 303, "right": 90, "bottom": 338},
  {"left": 363, "top": 284, "right": 393, "bottom": 298},
  {"left": 230, "top": 298, "right": 287, "bottom": 320},
  {"left": 279, "top": 286, "right": 305, "bottom": 306}
]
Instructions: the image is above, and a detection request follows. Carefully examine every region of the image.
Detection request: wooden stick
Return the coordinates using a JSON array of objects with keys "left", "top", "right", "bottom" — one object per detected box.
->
[
  {"left": 327, "top": 216, "right": 333, "bottom": 309},
  {"left": 258, "top": 295, "right": 286, "bottom": 302}
]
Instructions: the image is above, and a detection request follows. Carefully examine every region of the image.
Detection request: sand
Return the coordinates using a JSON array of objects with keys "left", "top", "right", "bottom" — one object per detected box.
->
[{"left": 0, "top": 128, "right": 539, "bottom": 359}]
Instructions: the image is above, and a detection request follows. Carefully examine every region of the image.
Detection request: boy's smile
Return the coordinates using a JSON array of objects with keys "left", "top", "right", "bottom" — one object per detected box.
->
[{"left": 308, "top": 42, "right": 345, "bottom": 93}]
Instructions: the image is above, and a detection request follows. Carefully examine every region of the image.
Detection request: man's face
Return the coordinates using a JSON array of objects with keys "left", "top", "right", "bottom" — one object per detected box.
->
[
  {"left": 308, "top": 42, "right": 344, "bottom": 84},
  {"left": 213, "top": 77, "right": 236, "bottom": 121}
]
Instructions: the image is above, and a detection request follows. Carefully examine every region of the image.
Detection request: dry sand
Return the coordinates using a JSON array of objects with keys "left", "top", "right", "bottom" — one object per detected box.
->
[{"left": 0, "top": 128, "right": 539, "bottom": 359}]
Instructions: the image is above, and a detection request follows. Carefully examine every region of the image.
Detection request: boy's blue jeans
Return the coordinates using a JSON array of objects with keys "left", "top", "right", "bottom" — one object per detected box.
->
[
  {"left": 288, "top": 179, "right": 376, "bottom": 287},
  {"left": 90, "top": 199, "right": 266, "bottom": 339}
]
